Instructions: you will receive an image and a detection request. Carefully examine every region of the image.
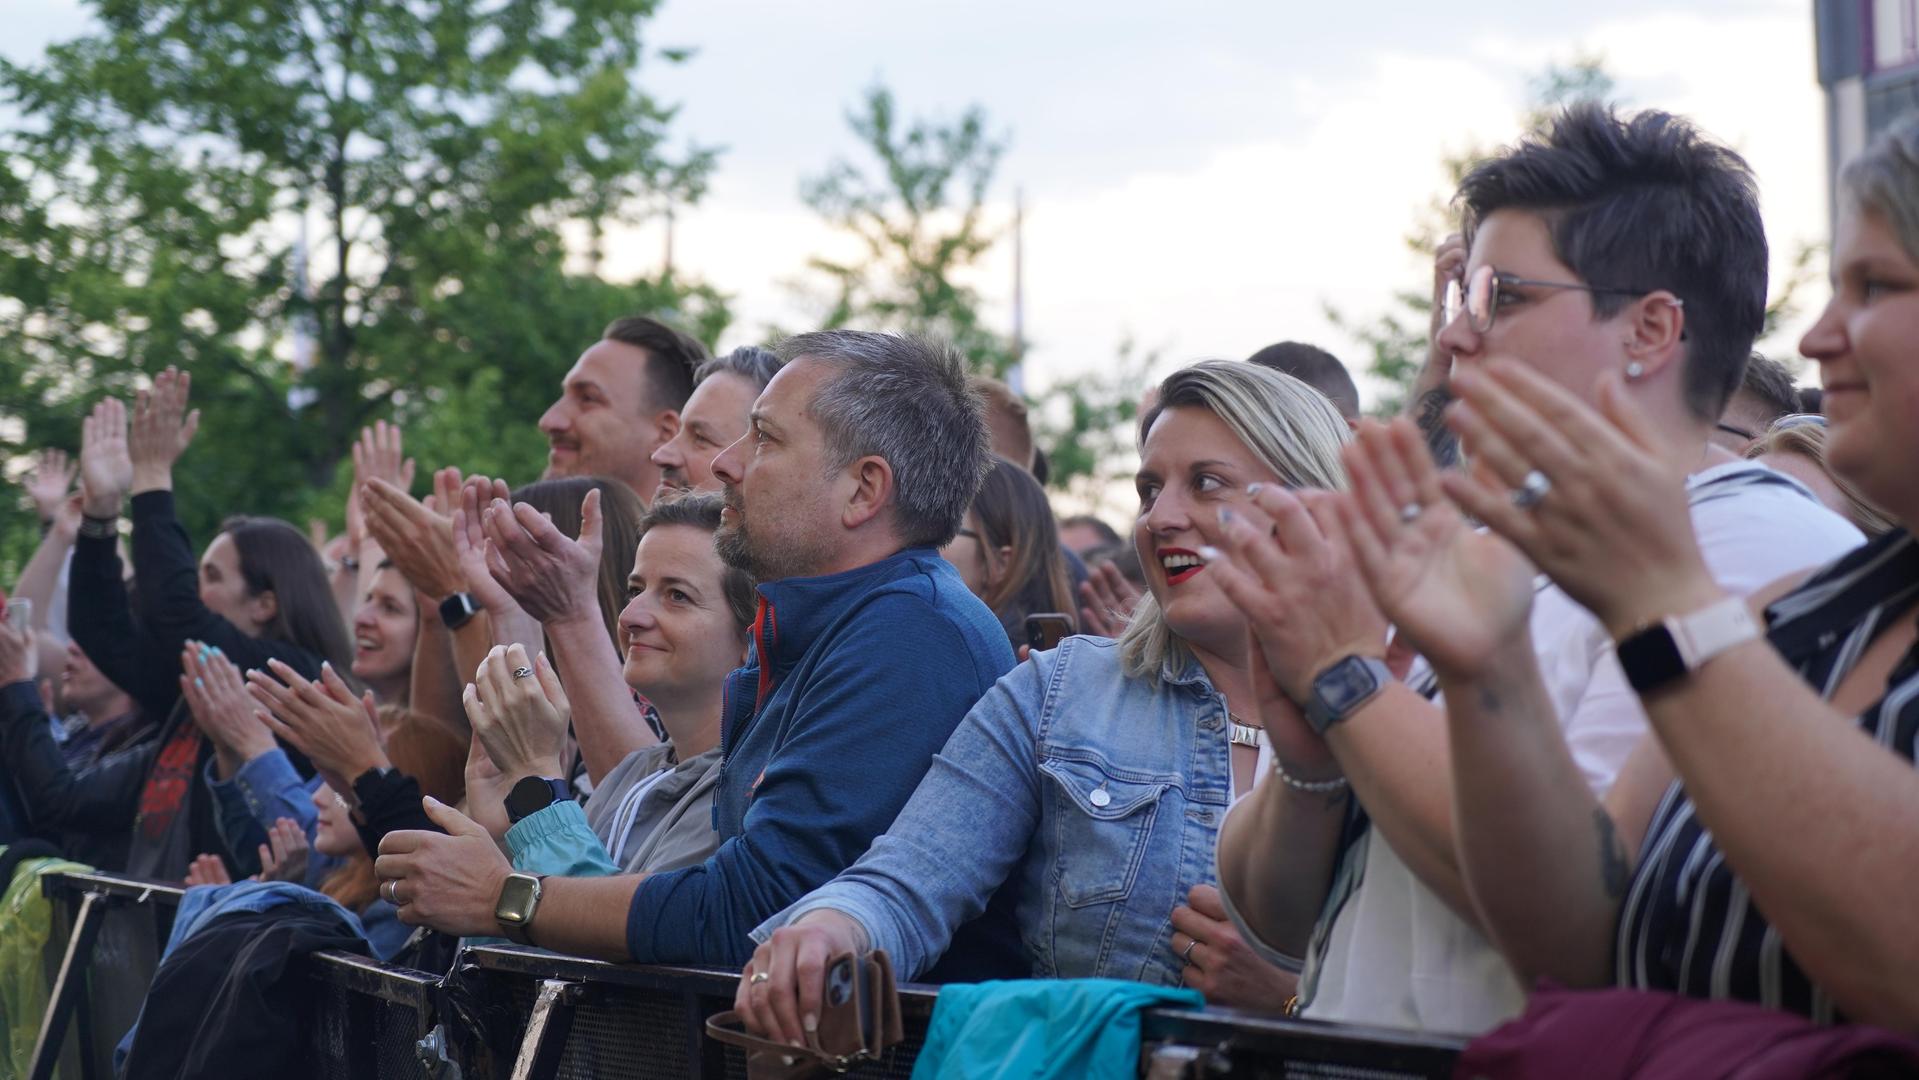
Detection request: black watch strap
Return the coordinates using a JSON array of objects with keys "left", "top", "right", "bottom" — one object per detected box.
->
[{"left": 438, "top": 592, "right": 480, "bottom": 630}]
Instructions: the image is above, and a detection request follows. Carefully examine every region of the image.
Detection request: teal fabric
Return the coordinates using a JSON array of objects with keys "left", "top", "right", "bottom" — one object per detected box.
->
[
  {"left": 911, "top": 979, "right": 1202, "bottom": 1079},
  {"left": 507, "top": 799, "right": 619, "bottom": 878}
]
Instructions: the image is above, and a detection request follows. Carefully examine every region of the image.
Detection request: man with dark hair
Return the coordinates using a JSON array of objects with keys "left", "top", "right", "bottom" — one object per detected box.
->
[
  {"left": 375, "top": 330, "right": 1025, "bottom": 980},
  {"left": 1058, "top": 514, "right": 1121, "bottom": 557},
  {"left": 1712, "top": 352, "right": 1799, "bottom": 451},
  {"left": 538, "top": 316, "right": 709, "bottom": 501},
  {"left": 649, "top": 345, "right": 784, "bottom": 502},
  {"left": 1214, "top": 104, "right": 1861, "bottom": 1035},
  {"left": 1246, "top": 341, "right": 1362, "bottom": 422}
]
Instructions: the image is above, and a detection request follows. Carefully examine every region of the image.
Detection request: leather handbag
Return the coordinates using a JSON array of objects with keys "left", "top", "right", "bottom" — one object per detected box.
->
[{"left": 706, "top": 950, "right": 905, "bottom": 1079}]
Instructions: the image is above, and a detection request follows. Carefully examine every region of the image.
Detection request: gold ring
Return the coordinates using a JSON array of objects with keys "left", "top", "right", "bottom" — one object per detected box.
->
[{"left": 750, "top": 971, "right": 771, "bottom": 985}]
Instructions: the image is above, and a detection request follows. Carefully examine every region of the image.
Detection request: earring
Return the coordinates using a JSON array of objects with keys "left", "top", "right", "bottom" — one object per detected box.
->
[{"left": 1624, "top": 362, "right": 1645, "bottom": 380}]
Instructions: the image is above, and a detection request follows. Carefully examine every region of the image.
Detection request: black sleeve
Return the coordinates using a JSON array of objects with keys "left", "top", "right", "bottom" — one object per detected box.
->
[
  {"left": 67, "top": 527, "right": 180, "bottom": 720},
  {"left": 129, "top": 491, "right": 305, "bottom": 676},
  {"left": 0, "top": 681, "right": 151, "bottom": 834},
  {"left": 350, "top": 768, "right": 441, "bottom": 856}
]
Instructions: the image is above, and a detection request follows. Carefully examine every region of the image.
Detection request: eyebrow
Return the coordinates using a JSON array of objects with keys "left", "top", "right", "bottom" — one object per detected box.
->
[
  {"left": 748, "top": 410, "right": 781, "bottom": 437},
  {"left": 568, "top": 378, "right": 605, "bottom": 397}
]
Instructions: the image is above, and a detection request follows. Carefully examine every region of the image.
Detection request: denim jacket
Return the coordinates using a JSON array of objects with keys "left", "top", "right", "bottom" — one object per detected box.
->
[{"left": 755, "top": 635, "right": 1233, "bottom": 984}]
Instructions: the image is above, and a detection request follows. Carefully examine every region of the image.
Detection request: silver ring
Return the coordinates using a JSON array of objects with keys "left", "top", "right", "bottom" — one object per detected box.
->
[
  {"left": 1181, "top": 938, "right": 1199, "bottom": 963},
  {"left": 1398, "top": 502, "right": 1421, "bottom": 525},
  {"left": 749, "top": 971, "right": 771, "bottom": 985},
  {"left": 1511, "top": 470, "right": 1552, "bottom": 510},
  {"left": 510, "top": 666, "right": 535, "bottom": 680},
  {"left": 382, "top": 879, "right": 398, "bottom": 905}
]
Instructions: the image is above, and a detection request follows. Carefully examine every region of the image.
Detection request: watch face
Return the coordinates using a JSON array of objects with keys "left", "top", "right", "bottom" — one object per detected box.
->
[
  {"left": 497, "top": 874, "right": 539, "bottom": 923},
  {"left": 1316, "top": 655, "right": 1383, "bottom": 713},
  {"left": 506, "top": 776, "right": 563, "bottom": 822}
]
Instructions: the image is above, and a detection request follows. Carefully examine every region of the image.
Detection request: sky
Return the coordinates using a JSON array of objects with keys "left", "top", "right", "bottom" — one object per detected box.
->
[{"left": 2, "top": 0, "right": 1836, "bottom": 409}]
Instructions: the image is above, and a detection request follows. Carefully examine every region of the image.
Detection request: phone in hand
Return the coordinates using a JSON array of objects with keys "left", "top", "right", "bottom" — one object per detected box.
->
[
  {"left": 1024, "top": 612, "right": 1074, "bottom": 653},
  {"left": 4, "top": 598, "right": 31, "bottom": 628}
]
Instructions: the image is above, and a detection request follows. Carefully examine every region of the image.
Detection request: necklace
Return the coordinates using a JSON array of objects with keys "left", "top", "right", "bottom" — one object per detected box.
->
[{"left": 1228, "top": 711, "right": 1265, "bottom": 750}]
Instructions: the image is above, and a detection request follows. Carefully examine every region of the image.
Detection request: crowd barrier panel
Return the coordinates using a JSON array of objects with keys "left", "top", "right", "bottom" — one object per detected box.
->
[{"left": 32, "top": 869, "right": 1467, "bottom": 1079}]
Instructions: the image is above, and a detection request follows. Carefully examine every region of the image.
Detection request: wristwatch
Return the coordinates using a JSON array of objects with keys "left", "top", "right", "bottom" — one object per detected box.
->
[
  {"left": 1303, "top": 655, "right": 1393, "bottom": 735},
  {"left": 1616, "top": 595, "right": 1759, "bottom": 694},
  {"left": 438, "top": 592, "right": 481, "bottom": 630},
  {"left": 494, "top": 873, "right": 545, "bottom": 945},
  {"left": 505, "top": 775, "right": 572, "bottom": 825}
]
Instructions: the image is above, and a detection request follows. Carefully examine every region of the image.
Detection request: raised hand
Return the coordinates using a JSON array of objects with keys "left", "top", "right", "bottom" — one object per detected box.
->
[
  {"left": 246, "top": 659, "right": 390, "bottom": 797},
  {"left": 184, "top": 853, "right": 233, "bottom": 887},
  {"left": 463, "top": 644, "right": 569, "bottom": 785},
  {"left": 256, "top": 817, "right": 311, "bottom": 884},
  {"left": 25, "top": 449, "right": 76, "bottom": 524},
  {"left": 0, "top": 601, "right": 37, "bottom": 685},
  {"left": 1335, "top": 417, "right": 1537, "bottom": 682},
  {"left": 128, "top": 366, "right": 201, "bottom": 492},
  {"left": 78, "top": 398, "right": 133, "bottom": 518},
  {"left": 348, "top": 421, "right": 417, "bottom": 550},
  {"left": 454, "top": 475, "right": 540, "bottom": 646},
  {"left": 363, "top": 476, "right": 465, "bottom": 602},
  {"left": 1077, "top": 561, "right": 1143, "bottom": 638},
  {"left": 481, "top": 488, "right": 602, "bottom": 626},
  {"left": 1441, "top": 361, "right": 1720, "bottom": 638},
  {"left": 180, "top": 642, "right": 276, "bottom": 773}
]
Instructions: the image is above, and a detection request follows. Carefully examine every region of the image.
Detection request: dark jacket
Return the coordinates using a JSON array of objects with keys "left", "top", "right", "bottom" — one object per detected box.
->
[{"left": 624, "top": 547, "right": 1026, "bottom": 975}]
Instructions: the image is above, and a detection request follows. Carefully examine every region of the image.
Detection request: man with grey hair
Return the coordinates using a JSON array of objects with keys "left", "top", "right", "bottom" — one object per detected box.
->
[
  {"left": 649, "top": 345, "right": 784, "bottom": 502},
  {"left": 374, "top": 329, "right": 1027, "bottom": 981}
]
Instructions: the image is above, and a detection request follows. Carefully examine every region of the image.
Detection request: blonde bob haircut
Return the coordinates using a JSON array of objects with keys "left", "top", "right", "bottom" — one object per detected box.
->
[{"left": 1117, "top": 360, "right": 1351, "bottom": 683}]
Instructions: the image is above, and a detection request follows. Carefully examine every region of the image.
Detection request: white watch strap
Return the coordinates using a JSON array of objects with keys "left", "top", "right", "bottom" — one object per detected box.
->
[{"left": 1666, "top": 595, "right": 1760, "bottom": 671}]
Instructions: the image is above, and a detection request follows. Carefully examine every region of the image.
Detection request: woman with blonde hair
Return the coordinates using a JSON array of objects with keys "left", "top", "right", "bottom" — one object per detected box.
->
[
  {"left": 735, "top": 360, "right": 1350, "bottom": 1034},
  {"left": 1744, "top": 417, "right": 1894, "bottom": 538}
]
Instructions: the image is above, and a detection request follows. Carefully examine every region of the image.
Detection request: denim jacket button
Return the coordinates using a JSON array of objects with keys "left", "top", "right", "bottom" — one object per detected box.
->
[
  {"left": 1199, "top": 715, "right": 1221, "bottom": 731},
  {"left": 1089, "top": 786, "right": 1112, "bottom": 808}
]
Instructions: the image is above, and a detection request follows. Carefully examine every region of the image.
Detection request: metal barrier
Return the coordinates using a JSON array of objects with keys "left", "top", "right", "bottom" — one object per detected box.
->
[{"left": 31, "top": 869, "right": 1466, "bottom": 1079}]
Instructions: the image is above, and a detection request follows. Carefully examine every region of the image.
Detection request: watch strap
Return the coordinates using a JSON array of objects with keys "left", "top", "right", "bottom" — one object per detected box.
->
[{"left": 1618, "top": 595, "right": 1758, "bottom": 694}]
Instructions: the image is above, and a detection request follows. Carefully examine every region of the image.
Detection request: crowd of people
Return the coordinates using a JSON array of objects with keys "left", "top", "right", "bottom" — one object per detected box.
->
[{"left": 3, "top": 99, "right": 1918, "bottom": 1073}]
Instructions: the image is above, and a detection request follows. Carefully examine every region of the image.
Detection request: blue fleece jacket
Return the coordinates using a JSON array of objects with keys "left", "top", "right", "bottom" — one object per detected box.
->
[{"left": 624, "top": 548, "right": 1023, "bottom": 972}]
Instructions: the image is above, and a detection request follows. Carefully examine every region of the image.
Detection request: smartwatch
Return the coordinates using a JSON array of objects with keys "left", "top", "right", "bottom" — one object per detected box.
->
[
  {"left": 1616, "top": 595, "right": 1759, "bottom": 694},
  {"left": 505, "top": 775, "right": 572, "bottom": 825},
  {"left": 1303, "top": 655, "right": 1393, "bottom": 735},
  {"left": 438, "top": 592, "right": 481, "bottom": 630},
  {"left": 494, "top": 873, "right": 545, "bottom": 945}
]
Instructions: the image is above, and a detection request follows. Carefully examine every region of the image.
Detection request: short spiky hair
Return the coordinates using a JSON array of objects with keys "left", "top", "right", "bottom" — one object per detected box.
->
[{"left": 1456, "top": 104, "right": 1768, "bottom": 420}]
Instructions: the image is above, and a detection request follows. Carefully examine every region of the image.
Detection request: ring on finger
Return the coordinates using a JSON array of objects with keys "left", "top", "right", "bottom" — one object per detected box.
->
[
  {"left": 1398, "top": 502, "right": 1421, "bottom": 525},
  {"left": 750, "top": 971, "right": 771, "bottom": 985},
  {"left": 382, "top": 880, "right": 398, "bottom": 904},
  {"left": 1181, "top": 938, "right": 1199, "bottom": 963},
  {"left": 510, "top": 666, "right": 535, "bottom": 680},
  {"left": 1510, "top": 469, "right": 1552, "bottom": 510}
]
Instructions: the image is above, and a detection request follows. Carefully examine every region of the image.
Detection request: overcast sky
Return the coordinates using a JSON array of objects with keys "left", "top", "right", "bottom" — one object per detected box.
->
[{"left": 5, "top": 0, "right": 1833, "bottom": 405}]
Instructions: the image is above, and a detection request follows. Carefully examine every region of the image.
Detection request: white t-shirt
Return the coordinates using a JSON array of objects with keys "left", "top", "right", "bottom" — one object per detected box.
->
[{"left": 1222, "top": 461, "right": 1864, "bottom": 1035}]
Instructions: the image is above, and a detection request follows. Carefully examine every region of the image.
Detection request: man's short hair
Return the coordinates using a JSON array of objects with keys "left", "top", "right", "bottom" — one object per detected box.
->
[
  {"left": 1736, "top": 353, "right": 1799, "bottom": 421},
  {"left": 1455, "top": 103, "right": 1768, "bottom": 421},
  {"left": 970, "top": 376, "right": 1037, "bottom": 471},
  {"left": 1245, "top": 342, "right": 1361, "bottom": 419},
  {"left": 603, "top": 316, "right": 711, "bottom": 415},
  {"left": 1059, "top": 514, "right": 1121, "bottom": 548},
  {"left": 694, "top": 345, "right": 783, "bottom": 393},
  {"left": 778, "top": 330, "right": 990, "bottom": 549}
]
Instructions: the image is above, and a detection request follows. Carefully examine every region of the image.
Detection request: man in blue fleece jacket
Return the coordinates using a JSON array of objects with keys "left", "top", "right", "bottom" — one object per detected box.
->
[{"left": 375, "top": 330, "right": 1025, "bottom": 977}]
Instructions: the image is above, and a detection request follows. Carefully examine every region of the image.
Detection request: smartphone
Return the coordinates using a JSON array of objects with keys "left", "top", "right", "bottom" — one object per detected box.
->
[
  {"left": 1024, "top": 613, "right": 1074, "bottom": 653},
  {"left": 4, "top": 598, "right": 30, "bottom": 627},
  {"left": 825, "top": 955, "right": 872, "bottom": 1040}
]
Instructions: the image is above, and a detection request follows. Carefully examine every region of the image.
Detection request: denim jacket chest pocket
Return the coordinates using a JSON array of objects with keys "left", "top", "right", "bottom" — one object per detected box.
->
[{"left": 1038, "top": 751, "right": 1175, "bottom": 908}]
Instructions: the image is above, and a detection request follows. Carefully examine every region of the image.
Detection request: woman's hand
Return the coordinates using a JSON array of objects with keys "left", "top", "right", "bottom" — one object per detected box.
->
[
  {"left": 481, "top": 489, "right": 604, "bottom": 626},
  {"left": 78, "top": 398, "right": 133, "bottom": 519},
  {"left": 180, "top": 642, "right": 277, "bottom": 772},
  {"left": 462, "top": 731, "right": 513, "bottom": 842},
  {"left": 1171, "top": 884, "right": 1298, "bottom": 1011},
  {"left": 246, "top": 659, "right": 390, "bottom": 796},
  {"left": 256, "top": 817, "right": 311, "bottom": 883},
  {"left": 454, "top": 475, "right": 543, "bottom": 647},
  {"left": 0, "top": 605, "right": 37, "bottom": 685},
  {"left": 363, "top": 476, "right": 466, "bottom": 603},
  {"left": 1442, "top": 361, "right": 1722, "bottom": 638},
  {"left": 1334, "top": 417, "right": 1538, "bottom": 683},
  {"left": 128, "top": 366, "right": 200, "bottom": 493},
  {"left": 463, "top": 644, "right": 569, "bottom": 785},
  {"left": 26, "top": 449, "right": 76, "bottom": 525},
  {"left": 184, "top": 853, "right": 233, "bottom": 887},
  {"left": 736, "top": 909, "right": 871, "bottom": 1047},
  {"left": 1077, "top": 561, "right": 1142, "bottom": 637}
]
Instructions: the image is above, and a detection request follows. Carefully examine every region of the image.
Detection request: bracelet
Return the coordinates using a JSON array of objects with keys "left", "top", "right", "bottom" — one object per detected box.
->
[
  {"left": 1271, "top": 755, "right": 1349, "bottom": 794},
  {"left": 78, "top": 515, "right": 118, "bottom": 540}
]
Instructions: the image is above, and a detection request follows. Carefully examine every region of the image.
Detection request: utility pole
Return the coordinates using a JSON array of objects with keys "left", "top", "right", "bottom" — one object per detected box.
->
[{"left": 1008, "top": 187, "right": 1025, "bottom": 395}]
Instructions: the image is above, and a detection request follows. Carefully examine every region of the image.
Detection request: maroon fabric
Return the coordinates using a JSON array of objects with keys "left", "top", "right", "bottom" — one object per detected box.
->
[{"left": 1456, "top": 984, "right": 1919, "bottom": 1080}]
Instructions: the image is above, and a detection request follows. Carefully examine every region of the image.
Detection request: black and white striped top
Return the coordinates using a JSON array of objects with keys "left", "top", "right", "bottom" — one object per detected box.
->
[{"left": 1615, "top": 528, "right": 1919, "bottom": 1021}]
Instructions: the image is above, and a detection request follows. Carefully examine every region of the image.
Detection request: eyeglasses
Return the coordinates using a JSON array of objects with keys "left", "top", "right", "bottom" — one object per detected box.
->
[{"left": 1445, "top": 264, "right": 1684, "bottom": 335}]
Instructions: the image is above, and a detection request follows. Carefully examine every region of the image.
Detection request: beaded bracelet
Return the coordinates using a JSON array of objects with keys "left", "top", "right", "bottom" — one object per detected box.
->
[{"left": 1271, "top": 755, "right": 1349, "bottom": 794}]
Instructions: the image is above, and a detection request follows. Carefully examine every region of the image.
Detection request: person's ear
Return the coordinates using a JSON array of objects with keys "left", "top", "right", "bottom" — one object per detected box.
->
[
  {"left": 249, "top": 589, "right": 279, "bottom": 632},
  {"left": 652, "top": 409, "right": 681, "bottom": 448},
  {"left": 841, "top": 455, "right": 894, "bottom": 531},
  {"left": 984, "top": 543, "right": 1014, "bottom": 592},
  {"left": 1622, "top": 290, "right": 1686, "bottom": 381}
]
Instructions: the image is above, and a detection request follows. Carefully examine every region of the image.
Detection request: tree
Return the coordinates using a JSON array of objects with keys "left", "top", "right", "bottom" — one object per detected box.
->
[{"left": 0, "top": 0, "right": 725, "bottom": 577}]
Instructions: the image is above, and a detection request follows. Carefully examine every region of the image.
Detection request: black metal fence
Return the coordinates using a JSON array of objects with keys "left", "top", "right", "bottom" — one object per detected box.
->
[{"left": 29, "top": 869, "right": 1466, "bottom": 1079}]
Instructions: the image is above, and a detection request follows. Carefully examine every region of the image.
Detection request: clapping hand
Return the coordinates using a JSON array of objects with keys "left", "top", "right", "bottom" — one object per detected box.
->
[
  {"left": 180, "top": 642, "right": 277, "bottom": 774},
  {"left": 184, "top": 854, "right": 233, "bottom": 887},
  {"left": 462, "top": 644, "right": 569, "bottom": 785},
  {"left": 363, "top": 475, "right": 465, "bottom": 602},
  {"left": 78, "top": 398, "right": 132, "bottom": 519},
  {"left": 1077, "top": 561, "right": 1142, "bottom": 638},
  {"left": 128, "top": 366, "right": 200, "bottom": 493},
  {"left": 455, "top": 475, "right": 543, "bottom": 647},
  {"left": 255, "top": 818, "right": 311, "bottom": 884},
  {"left": 347, "top": 421, "right": 416, "bottom": 552},
  {"left": 0, "top": 598, "right": 37, "bottom": 685},
  {"left": 25, "top": 449, "right": 76, "bottom": 525},
  {"left": 463, "top": 731, "right": 513, "bottom": 842},
  {"left": 481, "top": 488, "right": 602, "bottom": 626},
  {"left": 246, "top": 659, "right": 390, "bottom": 801}
]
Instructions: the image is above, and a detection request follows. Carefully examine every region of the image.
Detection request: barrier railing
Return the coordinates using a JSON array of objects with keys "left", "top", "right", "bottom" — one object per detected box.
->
[{"left": 31, "top": 869, "right": 1466, "bottom": 1079}]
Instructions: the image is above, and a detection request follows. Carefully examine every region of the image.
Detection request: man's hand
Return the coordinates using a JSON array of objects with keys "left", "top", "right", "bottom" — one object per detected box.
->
[
  {"left": 463, "top": 643, "right": 569, "bottom": 785},
  {"left": 128, "top": 366, "right": 200, "bottom": 493},
  {"left": 481, "top": 488, "right": 603, "bottom": 626},
  {"left": 78, "top": 398, "right": 133, "bottom": 519},
  {"left": 0, "top": 604, "right": 37, "bottom": 685},
  {"left": 246, "top": 659, "right": 391, "bottom": 796},
  {"left": 25, "top": 449, "right": 76, "bottom": 525},
  {"left": 180, "top": 642, "right": 277, "bottom": 772},
  {"left": 363, "top": 477, "right": 466, "bottom": 602},
  {"left": 256, "top": 817, "right": 312, "bottom": 884},
  {"left": 376, "top": 796, "right": 515, "bottom": 934},
  {"left": 1077, "top": 561, "right": 1142, "bottom": 638},
  {"left": 1170, "top": 884, "right": 1298, "bottom": 1011},
  {"left": 736, "top": 909, "right": 870, "bottom": 1048}
]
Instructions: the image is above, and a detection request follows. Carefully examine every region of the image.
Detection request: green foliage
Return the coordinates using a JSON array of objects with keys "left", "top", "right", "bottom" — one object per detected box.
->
[
  {"left": 0, "top": 0, "right": 724, "bottom": 577},
  {"left": 1032, "top": 338, "right": 1159, "bottom": 509}
]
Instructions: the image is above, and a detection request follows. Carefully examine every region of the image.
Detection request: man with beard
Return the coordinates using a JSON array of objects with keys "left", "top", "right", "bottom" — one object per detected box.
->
[
  {"left": 538, "top": 316, "right": 709, "bottom": 502},
  {"left": 376, "top": 330, "right": 1027, "bottom": 979}
]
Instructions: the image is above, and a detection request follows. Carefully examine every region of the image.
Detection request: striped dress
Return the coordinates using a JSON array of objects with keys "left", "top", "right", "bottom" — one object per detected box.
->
[{"left": 1615, "top": 528, "right": 1919, "bottom": 1021}]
